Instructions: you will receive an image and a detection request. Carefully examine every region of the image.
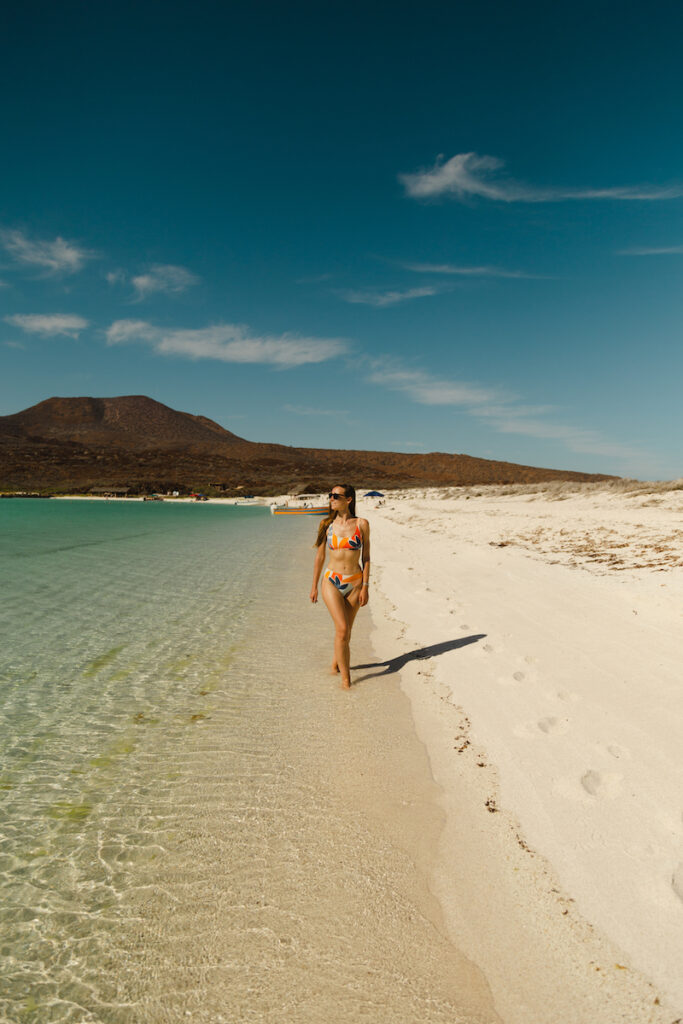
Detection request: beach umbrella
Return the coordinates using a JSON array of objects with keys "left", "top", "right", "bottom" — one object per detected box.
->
[{"left": 363, "top": 490, "right": 384, "bottom": 497}]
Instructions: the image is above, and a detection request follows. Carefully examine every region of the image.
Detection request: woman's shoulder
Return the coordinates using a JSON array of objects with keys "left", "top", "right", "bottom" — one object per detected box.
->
[{"left": 357, "top": 517, "right": 369, "bottom": 530}]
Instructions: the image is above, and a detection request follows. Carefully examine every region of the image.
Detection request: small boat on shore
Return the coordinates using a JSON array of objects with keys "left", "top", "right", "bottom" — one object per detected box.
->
[{"left": 271, "top": 504, "right": 328, "bottom": 516}]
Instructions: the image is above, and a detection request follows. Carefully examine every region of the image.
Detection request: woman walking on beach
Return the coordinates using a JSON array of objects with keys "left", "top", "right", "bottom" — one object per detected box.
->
[{"left": 310, "top": 484, "right": 370, "bottom": 689}]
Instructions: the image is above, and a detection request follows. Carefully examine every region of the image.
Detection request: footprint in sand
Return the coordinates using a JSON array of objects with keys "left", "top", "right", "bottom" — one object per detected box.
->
[
  {"left": 499, "top": 671, "right": 530, "bottom": 688},
  {"left": 580, "top": 769, "right": 622, "bottom": 798},
  {"left": 605, "top": 743, "right": 631, "bottom": 760},
  {"left": 482, "top": 644, "right": 494, "bottom": 653},
  {"left": 557, "top": 690, "right": 581, "bottom": 703},
  {"left": 592, "top": 741, "right": 631, "bottom": 761},
  {"left": 537, "top": 716, "right": 570, "bottom": 735},
  {"left": 460, "top": 624, "right": 470, "bottom": 631},
  {"left": 513, "top": 717, "right": 569, "bottom": 737},
  {"left": 671, "top": 863, "right": 683, "bottom": 903}
]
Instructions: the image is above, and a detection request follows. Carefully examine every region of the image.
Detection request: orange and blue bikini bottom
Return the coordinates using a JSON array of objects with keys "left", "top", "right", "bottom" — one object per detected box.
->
[{"left": 324, "top": 569, "right": 363, "bottom": 598}]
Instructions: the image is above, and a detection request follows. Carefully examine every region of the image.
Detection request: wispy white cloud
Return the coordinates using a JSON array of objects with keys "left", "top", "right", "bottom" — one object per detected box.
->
[
  {"left": 473, "top": 403, "right": 557, "bottom": 419},
  {"left": 478, "top": 413, "right": 643, "bottom": 459},
  {"left": 0, "top": 229, "right": 99, "bottom": 274},
  {"left": 618, "top": 244, "right": 683, "bottom": 255},
  {"left": 339, "top": 286, "right": 439, "bottom": 307},
  {"left": 130, "top": 264, "right": 199, "bottom": 300},
  {"left": 105, "top": 319, "right": 347, "bottom": 368},
  {"left": 403, "top": 261, "right": 542, "bottom": 279},
  {"left": 369, "top": 357, "right": 643, "bottom": 462},
  {"left": 4, "top": 340, "right": 25, "bottom": 349},
  {"left": 105, "top": 320, "right": 159, "bottom": 344},
  {"left": 369, "top": 363, "right": 504, "bottom": 406},
  {"left": 4, "top": 313, "right": 89, "bottom": 338},
  {"left": 106, "top": 268, "right": 127, "bottom": 285},
  {"left": 400, "top": 152, "right": 683, "bottom": 203}
]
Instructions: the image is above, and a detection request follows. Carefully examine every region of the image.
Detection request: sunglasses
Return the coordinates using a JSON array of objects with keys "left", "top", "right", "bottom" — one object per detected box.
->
[{"left": 328, "top": 492, "right": 348, "bottom": 500}]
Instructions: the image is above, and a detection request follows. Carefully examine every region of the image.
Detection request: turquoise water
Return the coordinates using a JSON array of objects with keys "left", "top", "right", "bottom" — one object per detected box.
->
[
  {"left": 0, "top": 501, "right": 274, "bottom": 1021},
  {"left": 0, "top": 500, "right": 495, "bottom": 1024}
]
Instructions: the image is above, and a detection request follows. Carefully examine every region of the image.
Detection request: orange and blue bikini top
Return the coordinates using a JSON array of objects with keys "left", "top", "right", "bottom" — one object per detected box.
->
[{"left": 327, "top": 519, "right": 362, "bottom": 551}]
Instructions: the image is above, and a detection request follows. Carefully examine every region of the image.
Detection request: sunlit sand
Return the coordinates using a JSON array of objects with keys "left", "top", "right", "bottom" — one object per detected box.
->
[{"left": 359, "top": 480, "right": 683, "bottom": 1023}]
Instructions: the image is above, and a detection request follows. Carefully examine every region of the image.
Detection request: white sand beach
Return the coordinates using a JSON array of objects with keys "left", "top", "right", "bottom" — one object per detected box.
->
[
  {"left": 40, "top": 483, "right": 683, "bottom": 1021},
  {"left": 357, "top": 481, "right": 683, "bottom": 1024}
]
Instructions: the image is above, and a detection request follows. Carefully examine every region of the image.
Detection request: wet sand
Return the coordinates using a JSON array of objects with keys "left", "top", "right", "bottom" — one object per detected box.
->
[{"left": 105, "top": 516, "right": 500, "bottom": 1023}]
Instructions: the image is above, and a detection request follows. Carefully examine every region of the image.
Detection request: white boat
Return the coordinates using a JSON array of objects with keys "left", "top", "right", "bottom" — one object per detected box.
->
[{"left": 270, "top": 503, "right": 328, "bottom": 516}]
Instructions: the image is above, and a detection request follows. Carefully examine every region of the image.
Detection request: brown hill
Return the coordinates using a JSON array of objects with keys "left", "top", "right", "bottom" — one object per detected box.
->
[
  {"left": 3, "top": 395, "right": 245, "bottom": 448},
  {"left": 0, "top": 395, "right": 616, "bottom": 494}
]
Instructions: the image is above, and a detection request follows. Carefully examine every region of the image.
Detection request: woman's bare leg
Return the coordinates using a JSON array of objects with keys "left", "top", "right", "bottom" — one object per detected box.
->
[
  {"left": 330, "top": 599, "right": 361, "bottom": 673},
  {"left": 346, "top": 590, "right": 361, "bottom": 634},
  {"left": 323, "top": 583, "right": 362, "bottom": 687},
  {"left": 322, "top": 581, "right": 354, "bottom": 688}
]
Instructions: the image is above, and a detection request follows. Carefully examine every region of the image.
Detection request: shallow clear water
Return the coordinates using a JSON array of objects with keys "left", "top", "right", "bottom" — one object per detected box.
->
[{"left": 0, "top": 500, "right": 495, "bottom": 1024}]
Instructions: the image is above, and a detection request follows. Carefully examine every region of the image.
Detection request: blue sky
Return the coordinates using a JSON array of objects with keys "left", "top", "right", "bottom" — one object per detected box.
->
[{"left": 1, "top": 0, "right": 682, "bottom": 479}]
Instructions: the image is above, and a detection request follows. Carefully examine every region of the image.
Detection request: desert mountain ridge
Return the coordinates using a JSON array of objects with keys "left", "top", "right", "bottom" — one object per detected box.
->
[
  {"left": 2, "top": 395, "right": 246, "bottom": 448},
  {"left": 0, "top": 395, "right": 617, "bottom": 494}
]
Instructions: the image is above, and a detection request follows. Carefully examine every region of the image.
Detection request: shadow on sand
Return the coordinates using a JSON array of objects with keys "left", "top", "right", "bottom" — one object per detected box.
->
[{"left": 352, "top": 634, "right": 486, "bottom": 683}]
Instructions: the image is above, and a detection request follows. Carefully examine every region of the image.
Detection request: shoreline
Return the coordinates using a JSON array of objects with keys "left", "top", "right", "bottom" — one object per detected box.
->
[
  {"left": 1, "top": 500, "right": 499, "bottom": 1022},
  {"left": 6, "top": 483, "right": 682, "bottom": 1019},
  {"left": 362, "top": 484, "right": 682, "bottom": 1023},
  {"left": 44, "top": 494, "right": 269, "bottom": 504}
]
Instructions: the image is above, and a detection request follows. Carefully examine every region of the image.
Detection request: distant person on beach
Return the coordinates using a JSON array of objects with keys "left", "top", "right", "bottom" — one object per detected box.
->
[{"left": 310, "top": 484, "right": 370, "bottom": 689}]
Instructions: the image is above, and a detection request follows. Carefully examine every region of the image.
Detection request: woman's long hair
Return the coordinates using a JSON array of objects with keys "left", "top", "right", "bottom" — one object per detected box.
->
[{"left": 315, "top": 483, "right": 356, "bottom": 546}]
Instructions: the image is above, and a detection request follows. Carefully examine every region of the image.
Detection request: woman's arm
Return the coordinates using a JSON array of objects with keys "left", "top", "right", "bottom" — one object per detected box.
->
[
  {"left": 359, "top": 519, "right": 370, "bottom": 606},
  {"left": 310, "top": 541, "right": 326, "bottom": 603}
]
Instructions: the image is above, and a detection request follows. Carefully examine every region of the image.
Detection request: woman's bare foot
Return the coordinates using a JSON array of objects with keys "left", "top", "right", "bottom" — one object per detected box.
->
[
  {"left": 340, "top": 677, "right": 351, "bottom": 690},
  {"left": 330, "top": 661, "right": 340, "bottom": 675}
]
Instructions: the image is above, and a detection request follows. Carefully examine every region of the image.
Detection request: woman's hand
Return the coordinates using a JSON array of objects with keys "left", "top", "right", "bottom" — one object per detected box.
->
[
  {"left": 359, "top": 584, "right": 369, "bottom": 607},
  {"left": 310, "top": 585, "right": 319, "bottom": 604}
]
